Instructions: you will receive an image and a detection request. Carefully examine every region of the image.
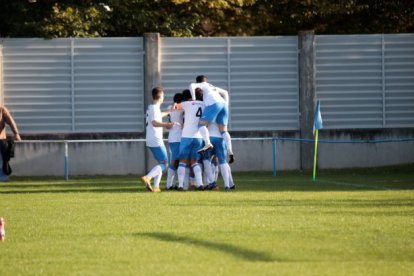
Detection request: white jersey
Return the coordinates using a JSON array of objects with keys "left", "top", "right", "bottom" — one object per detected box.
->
[
  {"left": 181, "top": 100, "right": 205, "bottom": 138},
  {"left": 189, "top": 82, "right": 228, "bottom": 106},
  {"left": 145, "top": 104, "right": 164, "bottom": 147},
  {"left": 167, "top": 105, "right": 184, "bottom": 143},
  {"left": 208, "top": 122, "right": 222, "bottom": 138}
]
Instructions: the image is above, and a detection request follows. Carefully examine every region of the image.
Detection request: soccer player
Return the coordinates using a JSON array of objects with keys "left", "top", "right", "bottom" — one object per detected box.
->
[
  {"left": 166, "top": 93, "right": 184, "bottom": 190},
  {"left": 189, "top": 75, "right": 234, "bottom": 164},
  {"left": 175, "top": 89, "right": 205, "bottom": 191},
  {"left": 203, "top": 122, "right": 235, "bottom": 190},
  {"left": 141, "top": 87, "right": 176, "bottom": 193}
]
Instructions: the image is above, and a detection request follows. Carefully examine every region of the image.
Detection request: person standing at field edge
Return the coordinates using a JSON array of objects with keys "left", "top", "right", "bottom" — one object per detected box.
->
[
  {"left": 141, "top": 87, "right": 177, "bottom": 192},
  {"left": 0, "top": 106, "right": 21, "bottom": 182}
]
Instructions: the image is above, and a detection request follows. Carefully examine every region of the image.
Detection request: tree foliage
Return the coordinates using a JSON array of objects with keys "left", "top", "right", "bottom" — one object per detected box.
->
[{"left": 0, "top": 0, "right": 413, "bottom": 38}]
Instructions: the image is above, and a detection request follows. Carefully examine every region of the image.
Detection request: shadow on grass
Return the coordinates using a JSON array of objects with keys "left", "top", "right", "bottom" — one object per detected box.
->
[
  {"left": 137, "top": 232, "right": 277, "bottom": 262},
  {"left": 0, "top": 181, "right": 149, "bottom": 194}
]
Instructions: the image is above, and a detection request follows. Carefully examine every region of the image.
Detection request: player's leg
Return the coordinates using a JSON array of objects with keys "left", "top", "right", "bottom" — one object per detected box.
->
[
  {"left": 141, "top": 146, "right": 168, "bottom": 192},
  {"left": 190, "top": 138, "right": 204, "bottom": 190},
  {"left": 214, "top": 138, "right": 231, "bottom": 189},
  {"left": 217, "top": 104, "right": 234, "bottom": 163},
  {"left": 197, "top": 103, "right": 222, "bottom": 153},
  {"left": 202, "top": 150, "right": 215, "bottom": 187},
  {"left": 166, "top": 142, "right": 180, "bottom": 190},
  {"left": 177, "top": 138, "right": 191, "bottom": 190}
]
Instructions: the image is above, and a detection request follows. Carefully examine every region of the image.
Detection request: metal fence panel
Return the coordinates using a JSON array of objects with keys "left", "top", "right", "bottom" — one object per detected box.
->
[
  {"left": 316, "top": 33, "right": 414, "bottom": 129},
  {"left": 384, "top": 34, "right": 414, "bottom": 127},
  {"left": 315, "top": 35, "right": 384, "bottom": 129},
  {"left": 1, "top": 37, "right": 144, "bottom": 134},
  {"left": 2, "top": 38, "right": 73, "bottom": 132},
  {"left": 161, "top": 36, "right": 299, "bottom": 131},
  {"left": 74, "top": 38, "right": 144, "bottom": 132}
]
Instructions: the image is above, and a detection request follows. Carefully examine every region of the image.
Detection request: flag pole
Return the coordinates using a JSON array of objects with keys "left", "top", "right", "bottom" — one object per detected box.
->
[{"left": 312, "top": 129, "right": 319, "bottom": 181}]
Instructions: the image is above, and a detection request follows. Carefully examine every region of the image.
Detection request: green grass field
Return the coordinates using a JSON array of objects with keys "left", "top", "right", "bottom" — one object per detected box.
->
[{"left": 1, "top": 165, "right": 413, "bottom": 275}]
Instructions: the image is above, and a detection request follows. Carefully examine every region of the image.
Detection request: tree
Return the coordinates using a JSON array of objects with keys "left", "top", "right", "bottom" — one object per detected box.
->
[{"left": 0, "top": 0, "right": 413, "bottom": 38}]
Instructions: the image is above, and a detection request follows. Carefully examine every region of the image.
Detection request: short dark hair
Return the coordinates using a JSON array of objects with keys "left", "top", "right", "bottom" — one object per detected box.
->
[
  {"left": 182, "top": 89, "right": 192, "bottom": 100},
  {"left": 152, "top": 87, "right": 164, "bottom": 100},
  {"left": 173, "top": 93, "right": 183, "bottom": 104},
  {"left": 195, "top": 88, "right": 203, "bottom": 101},
  {"left": 196, "top": 75, "right": 208, "bottom": 83}
]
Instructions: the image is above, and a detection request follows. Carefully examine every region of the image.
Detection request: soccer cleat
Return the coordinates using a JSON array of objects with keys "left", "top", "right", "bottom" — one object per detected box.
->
[
  {"left": 153, "top": 187, "right": 161, "bottom": 193},
  {"left": 177, "top": 187, "right": 185, "bottom": 191},
  {"left": 205, "top": 182, "right": 217, "bottom": 190},
  {"left": 166, "top": 185, "right": 177, "bottom": 191},
  {"left": 140, "top": 176, "right": 153, "bottom": 192},
  {"left": 197, "top": 143, "right": 213, "bottom": 154},
  {"left": 196, "top": 185, "right": 204, "bottom": 191},
  {"left": 229, "top": 185, "right": 236, "bottom": 190},
  {"left": 228, "top": 154, "right": 235, "bottom": 164}
]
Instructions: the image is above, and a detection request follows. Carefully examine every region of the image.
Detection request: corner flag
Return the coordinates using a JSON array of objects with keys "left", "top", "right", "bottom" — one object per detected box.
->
[
  {"left": 313, "top": 100, "right": 323, "bottom": 134},
  {"left": 313, "top": 100, "right": 322, "bottom": 181}
]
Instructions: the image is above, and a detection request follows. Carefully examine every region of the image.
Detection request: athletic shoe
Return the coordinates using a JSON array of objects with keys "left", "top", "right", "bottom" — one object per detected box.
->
[
  {"left": 205, "top": 182, "right": 217, "bottom": 190},
  {"left": 177, "top": 187, "right": 185, "bottom": 191},
  {"left": 167, "top": 185, "right": 177, "bottom": 191},
  {"left": 140, "top": 176, "right": 153, "bottom": 192},
  {"left": 196, "top": 185, "right": 204, "bottom": 191},
  {"left": 228, "top": 154, "right": 235, "bottom": 164},
  {"left": 197, "top": 143, "right": 213, "bottom": 154},
  {"left": 153, "top": 187, "right": 161, "bottom": 193},
  {"left": 225, "top": 187, "right": 231, "bottom": 192},
  {"left": 229, "top": 185, "right": 236, "bottom": 190}
]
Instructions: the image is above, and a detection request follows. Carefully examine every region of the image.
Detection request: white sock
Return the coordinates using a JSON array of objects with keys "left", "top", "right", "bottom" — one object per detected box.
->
[
  {"left": 177, "top": 165, "right": 186, "bottom": 188},
  {"left": 166, "top": 168, "right": 176, "bottom": 188},
  {"left": 192, "top": 164, "right": 204, "bottom": 188},
  {"left": 147, "top": 164, "right": 163, "bottom": 179},
  {"left": 203, "top": 159, "right": 214, "bottom": 184},
  {"left": 213, "top": 163, "right": 219, "bottom": 181},
  {"left": 198, "top": 126, "right": 211, "bottom": 145},
  {"left": 153, "top": 173, "right": 162, "bottom": 188},
  {"left": 219, "top": 163, "right": 230, "bottom": 188},
  {"left": 183, "top": 167, "right": 190, "bottom": 190},
  {"left": 228, "top": 164, "right": 234, "bottom": 186},
  {"left": 221, "top": 131, "right": 233, "bottom": 155}
]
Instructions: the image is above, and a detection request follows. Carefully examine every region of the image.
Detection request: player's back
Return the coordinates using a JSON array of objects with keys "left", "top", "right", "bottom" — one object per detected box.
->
[
  {"left": 145, "top": 104, "right": 163, "bottom": 147},
  {"left": 190, "top": 82, "right": 226, "bottom": 106},
  {"left": 167, "top": 105, "right": 184, "bottom": 143},
  {"left": 181, "top": 100, "right": 204, "bottom": 138}
]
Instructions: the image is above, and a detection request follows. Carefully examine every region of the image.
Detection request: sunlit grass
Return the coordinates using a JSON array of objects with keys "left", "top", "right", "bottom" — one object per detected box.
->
[{"left": 0, "top": 165, "right": 413, "bottom": 275}]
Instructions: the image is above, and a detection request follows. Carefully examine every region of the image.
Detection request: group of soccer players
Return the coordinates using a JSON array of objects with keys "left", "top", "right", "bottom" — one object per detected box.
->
[{"left": 140, "top": 75, "right": 235, "bottom": 192}]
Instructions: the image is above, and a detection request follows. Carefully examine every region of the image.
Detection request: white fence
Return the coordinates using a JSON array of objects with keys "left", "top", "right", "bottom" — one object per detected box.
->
[{"left": 0, "top": 34, "right": 413, "bottom": 134}]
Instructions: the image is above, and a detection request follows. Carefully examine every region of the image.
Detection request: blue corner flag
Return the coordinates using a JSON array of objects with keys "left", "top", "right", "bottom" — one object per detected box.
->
[
  {"left": 313, "top": 100, "right": 323, "bottom": 134},
  {"left": 313, "top": 100, "right": 322, "bottom": 181}
]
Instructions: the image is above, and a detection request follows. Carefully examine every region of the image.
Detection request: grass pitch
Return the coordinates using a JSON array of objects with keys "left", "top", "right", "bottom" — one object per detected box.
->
[{"left": 0, "top": 165, "right": 413, "bottom": 275}]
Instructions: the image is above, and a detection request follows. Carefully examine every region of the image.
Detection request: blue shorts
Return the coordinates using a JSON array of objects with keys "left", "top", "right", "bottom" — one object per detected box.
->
[
  {"left": 179, "top": 138, "right": 203, "bottom": 160},
  {"left": 201, "top": 102, "right": 228, "bottom": 126},
  {"left": 149, "top": 146, "right": 168, "bottom": 163},
  {"left": 169, "top": 142, "right": 180, "bottom": 161},
  {"left": 203, "top": 137, "right": 227, "bottom": 164}
]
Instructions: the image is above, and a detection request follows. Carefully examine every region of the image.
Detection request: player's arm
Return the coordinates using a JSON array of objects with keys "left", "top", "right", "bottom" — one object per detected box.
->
[
  {"left": 216, "top": 87, "right": 229, "bottom": 104},
  {"left": 152, "top": 120, "right": 174, "bottom": 129},
  {"left": 189, "top": 83, "right": 201, "bottom": 101}
]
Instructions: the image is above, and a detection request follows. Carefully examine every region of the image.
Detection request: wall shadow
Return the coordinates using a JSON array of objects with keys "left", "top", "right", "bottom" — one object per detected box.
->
[{"left": 136, "top": 232, "right": 278, "bottom": 262}]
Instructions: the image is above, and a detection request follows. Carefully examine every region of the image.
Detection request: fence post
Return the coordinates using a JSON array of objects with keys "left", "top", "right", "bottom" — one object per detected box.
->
[
  {"left": 0, "top": 39, "right": 3, "bottom": 105},
  {"left": 143, "top": 33, "right": 161, "bottom": 173},
  {"left": 299, "top": 30, "right": 316, "bottom": 170}
]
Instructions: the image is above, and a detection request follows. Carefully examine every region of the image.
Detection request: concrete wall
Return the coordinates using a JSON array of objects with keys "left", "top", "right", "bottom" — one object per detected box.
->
[{"left": 10, "top": 129, "right": 413, "bottom": 177}]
